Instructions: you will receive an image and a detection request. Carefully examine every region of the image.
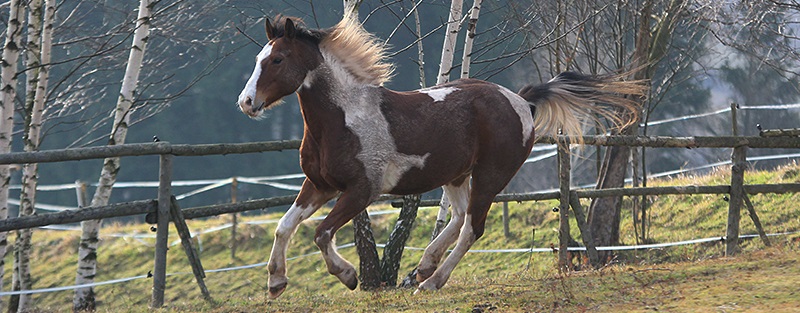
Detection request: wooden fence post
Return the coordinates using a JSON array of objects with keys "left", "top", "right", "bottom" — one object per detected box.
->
[
  {"left": 502, "top": 200, "right": 511, "bottom": 238},
  {"left": 742, "top": 193, "right": 771, "bottom": 247},
  {"left": 169, "top": 197, "right": 212, "bottom": 301},
  {"left": 230, "top": 177, "right": 238, "bottom": 260},
  {"left": 557, "top": 144, "right": 571, "bottom": 272},
  {"left": 568, "top": 191, "right": 600, "bottom": 268},
  {"left": 151, "top": 154, "right": 172, "bottom": 308},
  {"left": 726, "top": 103, "right": 745, "bottom": 256}
]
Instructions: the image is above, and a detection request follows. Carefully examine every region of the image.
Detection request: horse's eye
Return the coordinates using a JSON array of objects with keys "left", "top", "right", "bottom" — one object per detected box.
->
[{"left": 272, "top": 58, "right": 283, "bottom": 65}]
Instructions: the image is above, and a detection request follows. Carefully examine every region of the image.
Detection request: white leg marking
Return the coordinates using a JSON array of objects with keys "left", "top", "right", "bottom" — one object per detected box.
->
[
  {"left": 267, "top": 202, "right": 317, "bottom": 297},
  {"left": 417, "top": 213, "right": 476, "bottom": 292},
  {"left": 418, "top": 182, "right": 470, "bottom": 278},
  {"left": 497, "top": 85, "right": 535, "bottom": 145}
]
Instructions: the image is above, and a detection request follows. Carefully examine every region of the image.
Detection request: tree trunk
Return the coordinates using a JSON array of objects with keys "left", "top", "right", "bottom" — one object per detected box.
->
[
  {"left": 430, "top": 0, "right": 465, "bottom": 240},
  {"left": 587, "top": 0, "right": 684, "bottom": 261},
  {"left": 338, "top": 0, "right": 384, "bottom": 291},
  {"left": 353, "top": 210, "right": 381, "bottom": 290},
  {"left": 0, "top": 1, "right": 24, "bottom": 311},
  {"left": 380, "top": 195, "right": 420, "bottom": 287},
  {"left": 436, "top": 0, "right": 464, "bottom": 85},
  {"left": 460, "top": 0, "right": 482, "bottom": 79},
  {"left": 587, "top": 132, "right": 631, "bottom": 261},
  {"left": 11, "top": 0, "right": 50, "bottom": 310},
  {"left": 74, "top": 1, "right": 152, "bottom": 310},
  {"left": 414, "top": 4, "right": 426, "bottom": 89}
]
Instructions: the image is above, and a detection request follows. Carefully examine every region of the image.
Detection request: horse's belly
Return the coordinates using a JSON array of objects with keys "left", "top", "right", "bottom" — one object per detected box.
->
[{"left": 384, "top": 155, "right": 472, "bottom": 195}]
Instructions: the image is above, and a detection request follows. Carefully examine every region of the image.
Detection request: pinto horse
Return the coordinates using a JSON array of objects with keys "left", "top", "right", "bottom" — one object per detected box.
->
[{"left": 237, "top": 15, "right": 641, "bottom": 297}]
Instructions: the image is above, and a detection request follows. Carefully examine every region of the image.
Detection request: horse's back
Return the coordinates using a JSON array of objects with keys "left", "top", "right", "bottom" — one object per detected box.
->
[{"left": 375, "top": 79, "right": 536, "bottom": 194}]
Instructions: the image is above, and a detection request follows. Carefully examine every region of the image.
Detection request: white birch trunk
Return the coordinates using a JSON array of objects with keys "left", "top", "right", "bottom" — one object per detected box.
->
[
  {"left": 460, "top": 0, "right": 482, "bottom": 79},
  {"left": 11, "top": 0, "right": 46, "bottom": 310},
  {"left": 73, "top": 1, "right": 152, "bottom": 310},
  {"left": 431, "top": 0, "right": 465, "bottom": 240},
  {"left": 12, "top": 0, "right": 52, "bottom": 311},
  {"left": 435, "top": 0, "right": 464, "bottom": 85},
  {"left": 414, "top": 2, "right": 426, "bottom": 89},
  {"left": 0, "top": 1, "right": 24, "bottom": 310}
]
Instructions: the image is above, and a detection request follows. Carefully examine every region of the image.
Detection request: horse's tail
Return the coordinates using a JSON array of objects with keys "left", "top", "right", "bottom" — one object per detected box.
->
[{"left": 518, "top": 71, "right": 644, "bottom": 144}]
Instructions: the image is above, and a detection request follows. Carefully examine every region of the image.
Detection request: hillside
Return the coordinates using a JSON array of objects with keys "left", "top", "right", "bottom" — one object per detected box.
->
[{"left": 3, "top": 163, "right": 800, "bottom": 312}]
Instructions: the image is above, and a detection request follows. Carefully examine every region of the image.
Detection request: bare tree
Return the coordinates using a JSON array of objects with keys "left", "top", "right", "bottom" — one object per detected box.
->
[
  {"left": 460, "top": 0, "right": 483, "bottom": 79},
  {"left": 38, "top": 1, "right": 239, "bottom": 149},
  {"left": 0, "top": 1, "right": 23, "bottom": 310},
  {"left": 73, "top": 0, "right": 153, "bottom": 310},
  {"left": 429, "top": 0, "right": 465, "bottom": 244},
  {"left": 8, "top": 0, "right": 53, "bottom": 310}
]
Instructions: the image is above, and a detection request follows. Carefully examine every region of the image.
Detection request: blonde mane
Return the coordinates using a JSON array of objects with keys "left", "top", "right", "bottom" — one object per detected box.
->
[{"left": 320, "top": 14, "right": 394, "bottom": 86}]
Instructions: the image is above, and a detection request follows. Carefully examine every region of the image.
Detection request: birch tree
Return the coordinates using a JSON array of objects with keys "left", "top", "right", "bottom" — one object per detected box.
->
[
  {"left": 400, "top": 0, "right": 485, "bottom": 287},
  {"left": 430, "top": 0, "right": 464, "bottom": 242},
  {"left": 436, "top": 0, "right": 464, "bottom": 85},
  {"left": 349, "top": 0, "right": 477, "bottom": 290},
  {"left": 8, "top": 0, "right": 52, "bottom": 310},
  {"left": 73, "top": 0, "right": 153, "bottom": 310},
  {"left": 460, "top": 0, "right": 483, "bottom": 79},
  {"left": 0, "top": 1, "right": 24, "bottom": 310}
]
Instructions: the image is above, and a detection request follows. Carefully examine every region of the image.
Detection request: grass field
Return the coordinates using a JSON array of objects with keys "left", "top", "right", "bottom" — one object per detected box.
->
[{"left": 3, "top": 163, "right": 800, "bottom": 312}]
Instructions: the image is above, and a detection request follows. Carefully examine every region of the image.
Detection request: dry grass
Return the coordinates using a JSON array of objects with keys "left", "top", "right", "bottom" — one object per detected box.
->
[{"left": 3, "top": 163, "right": 800, "bottom": 312}]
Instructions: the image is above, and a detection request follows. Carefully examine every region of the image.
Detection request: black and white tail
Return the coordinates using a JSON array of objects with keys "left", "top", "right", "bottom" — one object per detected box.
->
[{"left": 518, "top": 72, "right": 644, "bottom": 142}]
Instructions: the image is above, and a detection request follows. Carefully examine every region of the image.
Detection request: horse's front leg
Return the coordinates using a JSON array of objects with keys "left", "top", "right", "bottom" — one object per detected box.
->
[
  {"left": 314, "top": 188, "right": 373, "bottom": 290},
  {"left": 267, "top": 179, "right": 337, "bottom": 299}
]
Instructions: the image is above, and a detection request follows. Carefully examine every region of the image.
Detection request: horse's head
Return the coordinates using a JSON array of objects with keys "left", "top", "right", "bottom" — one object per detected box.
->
[{"left": 237, "top": 16, "right": 323, "bottom": 118}]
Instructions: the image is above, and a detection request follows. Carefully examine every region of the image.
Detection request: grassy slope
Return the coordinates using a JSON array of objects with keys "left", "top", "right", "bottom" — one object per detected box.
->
[{"left": 4, "top": 163, "right": 800, "bottom": 312}]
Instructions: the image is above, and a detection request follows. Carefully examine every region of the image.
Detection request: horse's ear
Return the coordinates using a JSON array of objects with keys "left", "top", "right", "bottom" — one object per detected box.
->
[
  {"left": 265, "top": 17, "right": 276, "bottom": 40},
  {"left": 285, "top": 18, "right": 297, "bottom": 39}
]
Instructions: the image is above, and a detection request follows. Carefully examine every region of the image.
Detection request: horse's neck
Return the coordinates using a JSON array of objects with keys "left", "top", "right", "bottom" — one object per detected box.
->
[{"left": 297, "top": 63, "right": 373, "bottom": 140}]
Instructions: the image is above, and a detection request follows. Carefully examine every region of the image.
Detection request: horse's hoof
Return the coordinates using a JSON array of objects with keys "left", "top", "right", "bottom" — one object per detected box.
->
[
  {"left": 268, "top": 282, "right": 287, "bottom": 299},
  {"left": 416, "top": 279, "right": 440, "bottom": 293},
  {"left": 336, "top": 267, "right": 358, "bottom": 290},
  {"left": 416, "top": 266, "right": 436, "bottom": 282}
]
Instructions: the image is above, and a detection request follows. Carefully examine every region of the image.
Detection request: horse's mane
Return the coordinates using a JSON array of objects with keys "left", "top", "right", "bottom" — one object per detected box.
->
[
  {"left": 268, "top": 15, "right": 325, "bottom": 43},
  {"left": 269, "top": 14, "right": 393, "bottom": 86},
  {"left": 321, "top": 14, "right": 393, "bottom": 85}
]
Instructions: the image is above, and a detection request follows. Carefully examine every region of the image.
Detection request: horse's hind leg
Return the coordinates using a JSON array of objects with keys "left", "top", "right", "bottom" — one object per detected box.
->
[
  {"left": 267, "top": 179, "right": 337, "bottom": 299},
  {"left": 416, "top": 180, "right": 469, "bottom": 282},
  {"left": 416, "top": 193, "right": 489, "bottom": 292},
  {"left": 314, "top": 188, "right": 373, "bottom": 290},
  {"left": 417, "top": 151, "right": 524, "bottom": 291}
]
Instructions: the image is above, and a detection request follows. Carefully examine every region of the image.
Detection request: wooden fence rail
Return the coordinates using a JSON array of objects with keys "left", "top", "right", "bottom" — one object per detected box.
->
[
  {"left": 392, "top": 183, "right": 800, "bottom": 208},
  {"left": 0, "top": 133, "right": 798, "bottom": 308},
  {"left": 0, "top": 140, "right": 302, "bottom": 164},
  {"left": 2, "top": 135, "right": 800, "bottom": 166}
]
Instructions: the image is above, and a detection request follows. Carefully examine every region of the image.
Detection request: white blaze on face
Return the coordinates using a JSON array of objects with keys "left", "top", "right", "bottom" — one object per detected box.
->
[
  {"left": 238, "top": 43, "right": 274, "bottom": 107},
  {"left": 419, "top": 86, "right": 459, "bottom": 102}
]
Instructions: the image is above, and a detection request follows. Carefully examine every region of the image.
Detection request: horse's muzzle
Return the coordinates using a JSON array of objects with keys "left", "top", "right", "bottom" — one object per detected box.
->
[{"left": 239, "top": 96, "right": 266, "bottom": 118}]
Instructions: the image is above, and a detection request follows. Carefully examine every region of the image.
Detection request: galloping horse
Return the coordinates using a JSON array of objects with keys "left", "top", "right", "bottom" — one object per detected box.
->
[{"left": 237, "top": 15, "right": 641, "bottom": 298}]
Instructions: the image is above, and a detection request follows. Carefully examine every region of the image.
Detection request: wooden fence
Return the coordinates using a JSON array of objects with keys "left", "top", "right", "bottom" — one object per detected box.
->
[{"left": 0, "top": 131, "right": 799, "bottom": 308}]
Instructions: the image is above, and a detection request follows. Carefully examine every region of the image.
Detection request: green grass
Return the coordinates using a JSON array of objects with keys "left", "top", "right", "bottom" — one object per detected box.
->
[{"left": 4, "top": 163, "right": 800, "bottom": 312}]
